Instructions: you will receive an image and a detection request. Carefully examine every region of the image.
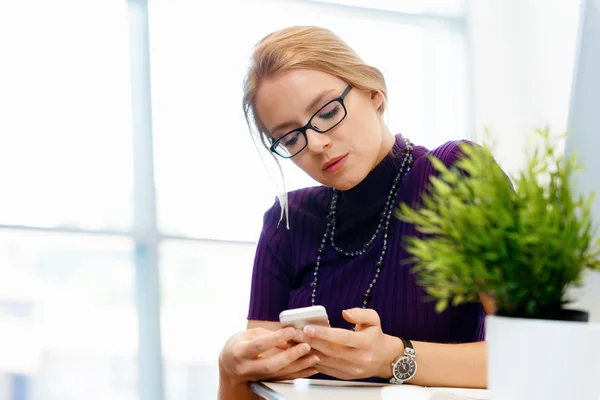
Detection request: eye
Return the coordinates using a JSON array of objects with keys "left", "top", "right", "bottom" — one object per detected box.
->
[
  {"left": 318, "top": 102, "right": 340, "bottom": 119},
  {"left": 282, "top": 131, "right": 302, "bottom": 148},
  {"left": 284, "top": 136, "right": 298, "bottom": 147}
]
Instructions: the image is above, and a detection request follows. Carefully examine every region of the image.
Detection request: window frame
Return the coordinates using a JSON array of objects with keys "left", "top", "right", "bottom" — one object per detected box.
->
[{"left": 0, "top": 1, "right": 469, "bottom": 399}]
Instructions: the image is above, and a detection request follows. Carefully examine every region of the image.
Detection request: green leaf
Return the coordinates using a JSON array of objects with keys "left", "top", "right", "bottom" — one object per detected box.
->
[
  {"left": 435, "top": 299, "right": 449, "bottom": 314},
  {"left": 395, "top": 127, "right": 600, "bottom": 319}
]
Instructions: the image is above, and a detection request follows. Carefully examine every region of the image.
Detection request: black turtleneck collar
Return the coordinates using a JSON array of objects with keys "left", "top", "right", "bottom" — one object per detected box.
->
[
  {"left": 339, "top": 134, "right": 417, "bottom": 209},
  {"left": 333, "top": 134, "right": 428, "bottom": 241}
]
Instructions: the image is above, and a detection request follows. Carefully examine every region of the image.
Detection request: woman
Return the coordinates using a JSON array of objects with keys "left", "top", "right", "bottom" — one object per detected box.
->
[{"left": 219, "top": 26, "right": 493, "bottom": 399}]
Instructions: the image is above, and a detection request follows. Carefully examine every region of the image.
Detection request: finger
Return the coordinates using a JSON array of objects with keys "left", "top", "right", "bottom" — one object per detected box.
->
[
  {"left": 276, "top": 342, "right": 290, "bottom": 351},
  {"left": 267, "top": 354, "right": 320, "bottom": 380},
  {"left": 296, "top": 329, "right": 358, "bottom": 356},
  {"left": 238, "top": 328, "right": 297, "bottom": 359},
  {"left": 303, "top": 325, "right": 366, "bottom": 348},
  {"left": 254, "top": 343, "right": 312, "bottom": 376},
  {"left": 246, "top": 327, "right": 286, "bottom": 341},
  {"left": 300, "top": 337, "right": 357, "bottom": 359},
  {"left": 257, "top": 346, "right": 285, "bottom": 360},
  {"left": 342, "top": 308, "right": 380, "bottom": 327}
]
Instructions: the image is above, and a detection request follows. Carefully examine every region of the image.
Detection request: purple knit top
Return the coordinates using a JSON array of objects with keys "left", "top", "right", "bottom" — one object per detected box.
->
[{"left": 247, "top": 134, "right": 486, "bottom": 379}]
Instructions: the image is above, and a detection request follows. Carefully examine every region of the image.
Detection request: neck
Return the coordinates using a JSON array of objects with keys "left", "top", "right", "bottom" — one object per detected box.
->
[
  {"left": 333, "top": 133, "right": 413, "bottom": 243},
  {"left": 337, "top": 133, "right": 409, "bottom": 210},
  {"left": 372, "top": 125, "right": 396, "bottom": 170}
]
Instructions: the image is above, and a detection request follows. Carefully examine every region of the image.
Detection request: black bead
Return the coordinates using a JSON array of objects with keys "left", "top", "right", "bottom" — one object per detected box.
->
[{"left": 309, "top": 144, "right": 412, "bottom": 309}]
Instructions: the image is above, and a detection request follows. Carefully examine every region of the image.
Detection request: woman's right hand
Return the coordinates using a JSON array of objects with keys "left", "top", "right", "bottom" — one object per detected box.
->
[{"left": 219, "top": 327, "right": 320, "bottom": 385}]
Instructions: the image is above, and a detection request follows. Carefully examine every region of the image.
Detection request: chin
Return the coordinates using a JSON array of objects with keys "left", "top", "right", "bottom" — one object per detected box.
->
[
  {"left": 313, "top": 165, "right": 366, "bottom": 191},
  {"left": 328, "top": 175, "right": 363, "bottom": 191}
]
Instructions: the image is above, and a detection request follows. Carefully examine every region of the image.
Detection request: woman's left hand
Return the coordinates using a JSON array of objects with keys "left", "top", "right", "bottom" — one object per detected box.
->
[{"left": 295, "top": 308, "right": 403, "bottom": 380}]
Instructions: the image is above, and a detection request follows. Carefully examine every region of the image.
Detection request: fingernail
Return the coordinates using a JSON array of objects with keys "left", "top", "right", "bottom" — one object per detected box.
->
[
  {"left": 343, "top": 310, "right": 352, "bottom": 318},
  {"left": 300, "top": 343, "right": 311, "bottom": 352},
  {"left": 296, "top": 330, "right": 305, "bottom": 341},
  {"left": 313, "top": 356, "right": 321, "bottom": 363},
  {"left": 304, "top": 326, "right": 316, "bottom": 336},
  {"left": 285, "top": 328, "right": 296, "bottom": 338}
]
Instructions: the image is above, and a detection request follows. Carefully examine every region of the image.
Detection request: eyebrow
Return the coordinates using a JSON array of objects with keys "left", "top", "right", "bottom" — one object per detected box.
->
[{"left": 270, "top": 89, "right": 336, "bottom": 135}]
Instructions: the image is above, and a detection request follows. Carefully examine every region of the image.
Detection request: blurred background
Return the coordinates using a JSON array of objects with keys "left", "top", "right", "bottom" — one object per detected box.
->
[{"left": 0, "top": 0, "right": 598, "bottom": 399}]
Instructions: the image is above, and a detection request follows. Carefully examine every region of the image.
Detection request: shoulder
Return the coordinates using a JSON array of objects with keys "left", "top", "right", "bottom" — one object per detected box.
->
[
  {"left": 403, "top": 139, "right": 475, "bottom": 192},
  {"left": 260, "top": 185, "right": 331, "bottom": 240},
  {"left": 411, "top": 139, "right": 474, "bottom": 172},
  {"left": 426, "top": 139, "right": 473, "bottom": 166}
]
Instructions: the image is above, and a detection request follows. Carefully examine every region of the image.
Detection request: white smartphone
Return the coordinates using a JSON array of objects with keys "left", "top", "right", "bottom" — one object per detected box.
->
[{"left": 279, "top": 305, "right": 330, "bottom": 329}]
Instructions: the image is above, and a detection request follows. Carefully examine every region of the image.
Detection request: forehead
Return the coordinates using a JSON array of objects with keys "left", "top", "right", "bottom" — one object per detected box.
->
[{"left": 255, "top": 69, "right": 345, "bottom": 133}]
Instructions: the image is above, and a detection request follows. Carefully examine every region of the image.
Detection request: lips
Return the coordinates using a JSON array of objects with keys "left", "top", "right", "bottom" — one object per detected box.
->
[{"left": 322, "top": 154, "right": 348, "bottom": 171}]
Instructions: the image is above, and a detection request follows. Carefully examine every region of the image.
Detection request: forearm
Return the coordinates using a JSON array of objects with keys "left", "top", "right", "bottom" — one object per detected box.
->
[{"left": 384, "top": 336, "right": 487, "bottom": 388}]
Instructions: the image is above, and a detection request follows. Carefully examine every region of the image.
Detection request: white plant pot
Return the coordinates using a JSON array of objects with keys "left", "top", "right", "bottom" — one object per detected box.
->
[{"left": 486, "top": 314, "right": 600, "bottom": 400}]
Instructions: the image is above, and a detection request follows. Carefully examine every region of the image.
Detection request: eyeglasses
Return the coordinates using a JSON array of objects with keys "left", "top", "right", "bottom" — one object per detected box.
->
[{"left": 269, "top": 85, "right": 352, "bottom": 158}]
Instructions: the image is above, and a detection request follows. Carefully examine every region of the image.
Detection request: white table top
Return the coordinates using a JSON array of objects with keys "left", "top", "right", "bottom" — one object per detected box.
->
[{"left": 252, "top": 379, "right": 491, "bottom": 400}]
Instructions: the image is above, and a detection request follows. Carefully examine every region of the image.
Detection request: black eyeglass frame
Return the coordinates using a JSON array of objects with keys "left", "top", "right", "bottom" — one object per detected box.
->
[{"left": 269, "top": 85, "right": 352, "bottom": 159}]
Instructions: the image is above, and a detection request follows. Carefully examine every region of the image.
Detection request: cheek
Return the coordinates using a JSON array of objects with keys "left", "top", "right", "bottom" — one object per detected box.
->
[
  {"left": 292, "top": 156, "right": 320, "bottom": 176},
  {"left": 340, "top": 108, "right": 379, "bottom": 142},
  {"left": 334, "top": 118, "right": 378, "bottom": 159}
]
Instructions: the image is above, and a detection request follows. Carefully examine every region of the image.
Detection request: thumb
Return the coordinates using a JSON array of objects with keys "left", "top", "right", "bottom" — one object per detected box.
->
[{"left": 342, "top": 308, "right": 380, "bottom": 327}]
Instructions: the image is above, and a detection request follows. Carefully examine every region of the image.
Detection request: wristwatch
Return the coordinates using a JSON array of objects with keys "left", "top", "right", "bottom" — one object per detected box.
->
[{"left": 390, "top": 337, "right": 417, "bottom": 384}]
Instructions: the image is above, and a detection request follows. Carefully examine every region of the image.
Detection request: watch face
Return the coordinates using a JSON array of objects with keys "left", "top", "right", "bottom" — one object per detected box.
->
[{"left": 393, "top": 357, "right": 417, "bottom": 381}]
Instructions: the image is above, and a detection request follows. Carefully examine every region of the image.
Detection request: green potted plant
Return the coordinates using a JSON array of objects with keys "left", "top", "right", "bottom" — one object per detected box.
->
[{"left": 395, "top": 128, "right": 600, "bottom": 400}]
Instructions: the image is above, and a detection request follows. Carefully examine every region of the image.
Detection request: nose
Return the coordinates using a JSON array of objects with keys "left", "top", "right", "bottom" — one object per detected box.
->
[{"left": 305, "top": 129, "right": 331, "bottom": 154}]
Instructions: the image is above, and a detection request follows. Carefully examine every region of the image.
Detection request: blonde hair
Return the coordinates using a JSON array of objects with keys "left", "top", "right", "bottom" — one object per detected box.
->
[{"left": 242, "top": 26, "right": 388, "bottom": 228}]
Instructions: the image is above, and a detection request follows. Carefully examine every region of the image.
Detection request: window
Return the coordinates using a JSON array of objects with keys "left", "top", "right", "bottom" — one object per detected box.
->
[
  {"left": 305, "top": 0, "right": 466, "bottom": 17},
  {"left": 0, "top": 1, "right": 133, "bottom": 232},
  {"left": 160, "top": 240, "right": 257, "bottom": 399},
  {"left": 148, "top": 0, "right": 468, "bottom": 398},
  {"left": 151, "top": 0, "right": 469, "bottom": 243},
  {"left": 0, "top": 230, "right": 136, "bottom": 400},
  {"left": 0, "top": 1, "right": 137, "bottom": 399},
  {"left": 1, "top": 0, "right": 469, "bottom": 399}
]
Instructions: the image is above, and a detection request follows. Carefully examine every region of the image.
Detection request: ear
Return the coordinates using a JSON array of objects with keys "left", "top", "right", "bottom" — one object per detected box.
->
[{"left": 370, "top": 90, "right": 384, "bottom": 112}]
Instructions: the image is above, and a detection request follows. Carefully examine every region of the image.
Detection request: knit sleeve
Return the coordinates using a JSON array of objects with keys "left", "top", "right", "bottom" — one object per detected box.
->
[{"left": 247, "top": 197, "right": 293, "bottom": 322}]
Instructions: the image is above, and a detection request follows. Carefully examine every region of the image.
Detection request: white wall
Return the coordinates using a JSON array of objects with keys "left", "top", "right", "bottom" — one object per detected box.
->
[
  {"left": 468, "top": 0, "right": 600, "bottom": 321},
  {"left": 565, "top": 0, "right": 600, "bottom": 322},
  {"left": 467, "top": 0, "right": 580, "bottom": 174}
]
